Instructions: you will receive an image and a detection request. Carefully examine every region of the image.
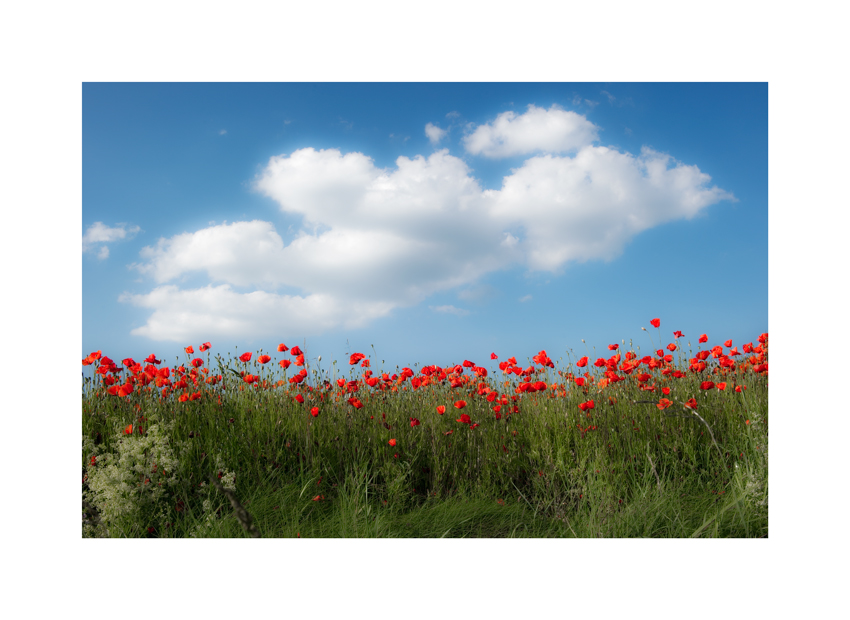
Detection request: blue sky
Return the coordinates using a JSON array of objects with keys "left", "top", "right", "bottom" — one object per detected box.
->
[{"left": 83, "top": 82, "right": 767, "bottom": 374}]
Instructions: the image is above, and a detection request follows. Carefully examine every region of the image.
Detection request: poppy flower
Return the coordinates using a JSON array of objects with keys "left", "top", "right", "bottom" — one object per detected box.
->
[
  {"left": 185, "top": 346, "right": 194, "bottom": 354},
  {"left": 578, "top": 400, "right": 595, "bottom": 412},
  {"left": 348, "top": 397, "right": 363, "bottom": 409},
  {"left": 257, "top": 355, "right": 271, "bottom": 364},
  {"left": 650, "top": 318, "right": 661, "bottom": 328},
  {"left": 239, "top": 352, "right": 252, "bottom": 363},
  {"left": 666, "top": 343, "right": 677, "bottom": 352},
  {"left": 574, "top": 377, "right": 585, "bottom": 387},
  {"left": 388, "top": 438, "right": 397, "bottom": 447},
  {"left": 191, "top": 358, "right": 204, "bottom": 368},
  {"left": 576, "top": 356, "right": 588, "bottom": 368},
  {"left": 349, "top": 352, "right": 366, "bottom": 365},
  {"left": 279, "top": 359, "right": 291, "bottom": 369},
  {"left": 436, "top": 405, "right": 446, "bottom": 415},
  {"left": 277, "top": 343, "right": 288, "bottom": 352},
  {"left": 410, "top": 417, "right": 420, "bottom": 427},
  {"left": 454, "top": 400, "right": 467, "bottom": 409},
  {"left": 684, "top": 398, "right": 698, "bottom": 410},
  {"left": 294, "top": 354, "right": 305, "bottom": 366},
  {"left": 698, "top": 334, "right": 708, "bottom": 344},
  {"left": 123, "top": 424, "right": 133, "bottom": 435},
  {"left": 456, "top": 413, "right": 472, "bottom": 424},
  {"left": 716, "top": 382, "right": 727, "bottom": 391},
  {"left": 490, "top": 352, "right": 498, "bottom": 360},
  {"left": 290, "top": 346, "right": 303, "bottom": 356},
  {"left": 199, "top": 342, "right": 211, "bottom": 352},
  {"left": 657, "top": 398, "right": 673, "bottom": 410},
  {"left": 294, "top": 394, "right": 304, "bottom": 404},
  {"left": 662, "top": 387, "right": 670, "bottom": 395},
  {"left": 700, "top": 381, "right": 715, "bottom": 390},
  {"left": 608, "top": 344, "right": 619, "bottom": 351},
  {"left": 311, "top": 407, "right": 319, "bottom": 417},
  {"left": 673, "top": 330, "right": 684, "bottom": 338}
]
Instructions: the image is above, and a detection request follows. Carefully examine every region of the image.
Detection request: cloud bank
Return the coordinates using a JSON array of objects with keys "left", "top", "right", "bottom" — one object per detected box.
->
[{"left": 121, "top": 106, "right": 734, "bottom": 343}]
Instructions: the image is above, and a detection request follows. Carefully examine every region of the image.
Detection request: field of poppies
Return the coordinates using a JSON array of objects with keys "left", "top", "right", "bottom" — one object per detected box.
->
[{"left": 81, "top": 319, "right": 768, "bottom": 538}]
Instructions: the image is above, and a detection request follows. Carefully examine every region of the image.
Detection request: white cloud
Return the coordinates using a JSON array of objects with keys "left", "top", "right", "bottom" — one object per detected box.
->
[
  {"left": 518, "top": 294, "right": 532, "bottom": 303},
  {"left": 83, "top": 221, "right": 140, "bottom": 255},
  {"left": 425, "top": 122, "right": 447, "bottom": 145},
  {"left": 124, "top": 110, "right": 734, "bottom": 343},
  {"left": 430, "top": 305, "right": 470, "bottom": 317},
  {"left": 219, "top": 129, "right": 227, "bottom": 135},
  {"left": 462, "top": 104, "right": 599, "bottom": 158},
  {"left": 446, "top": 111, "right": 460, "bottom": 119}
]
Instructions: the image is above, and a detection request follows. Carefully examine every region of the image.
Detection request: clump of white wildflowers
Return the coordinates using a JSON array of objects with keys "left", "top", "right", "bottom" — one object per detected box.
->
[{"left": 83, "top": 422, "right": 185, "bottom": 537}]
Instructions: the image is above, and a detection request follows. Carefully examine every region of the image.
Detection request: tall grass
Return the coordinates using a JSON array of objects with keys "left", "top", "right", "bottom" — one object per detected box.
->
[{"left": 82, "top": 335, "right": 767, "bottom": 537}]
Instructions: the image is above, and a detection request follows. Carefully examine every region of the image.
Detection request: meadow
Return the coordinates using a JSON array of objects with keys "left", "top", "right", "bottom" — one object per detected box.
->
[{"left": 81, "top": 320, "right": 768, "bottom": 538}]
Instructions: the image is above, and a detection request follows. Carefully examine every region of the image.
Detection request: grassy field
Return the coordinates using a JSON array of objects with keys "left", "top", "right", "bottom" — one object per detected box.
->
[{"left": 81, "top": 329, "right": 768, "bottom": 538}]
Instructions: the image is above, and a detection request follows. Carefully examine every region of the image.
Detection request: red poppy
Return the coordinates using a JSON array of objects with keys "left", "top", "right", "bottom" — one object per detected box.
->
[
  {"left": 185, "top": 345, "right": 194, "bottom": 354},
  {"left": 456, "top": 413, "right": 472, "bottom": 424},
  {"left": 758, "top": 333, "right": 768, "bottom": 344},
  {"left": 239, "top": 352, "right": 252, "bottom": 363},
  {"left": 684, "top": 398, "right": 698, "bottom": 410},
  {"left": 662, "top": 387, "right": 670, "bottom": 395},
  {"left": 279, "top": 359, "right": 291, "bottom": 369},
  {"left": 436, "top": 405, "right": 446, "bottom": 415},
  {"left": 666, "top": 343, "right": 677, "bottom": 352},
  {"left": 700, "top": 381, "right": 715, "bottom": 390},
  {"left": 574, "top": 377, "right": 585, "bottom": 387},
  {"left": 576, "top": 356, "right": 588, "bottom": 367},
  {"left": 388, "top": 438, "right": 397, "bottom": 447},
  {"left": 199, "top": 342, "right": 211, "bottom": 352},
  {"left": 123, "top": 424, "right": 133, "bottom": 435},
  {"left": 290, "top": 346, "right": 303, "bottom": 356},
  {"left": 716, "top": 382, "right": 727, "bottom": 391},
  {"left": 735, "top": 385, "right": 746, "bottom": 393},
  {"left": 277, "top": 343, "right": 288, "bottom": 352},
  {"left": 311, "top": 407, "right": 319, "bottom": 417},
  {"left": 257, "top": 355, "right": 271, "bottom": 364},
  {"left": 454, "top": 400, "right": 467, "bottom": 409},
  {"left": 578, "top": 400, "right": 595, "bottom": 412},
  {"left": 650, "top": 318, "right": 661, "bottom": 328},
  {"left": 657, "top": 398, "right": 673, "bottom": 410},
  {"left": 490, "top": 352, "right": 498, "bottom": 360},
  {"left": 673, "top": 330, "right": 684, "bottom": 338},
  {"left": 698, "top": 334, "right": 708, "bottom": 344},
  {"left": 349, "top": 352, "right": 366, "bottom": 365},
  {"left": 348, "top": 397, "right": 363, "bottom": 409},
  {"left": 608, "top": 344, "right": 619, "bottom": 351},
  {"left": 294, "top": 354, "right": 305, "bottom": 366},
  {"left": 410, "top": 417, "right": 420, "bottom": 427},
  {"left": 191, "top": 358, "right": 204, "bottom": 368},
  {"left": 294, "top": 394, "right": 304, "bottom": 404},
  {"left": 312, "top": 495, "right": 324, "bottom": 501}
]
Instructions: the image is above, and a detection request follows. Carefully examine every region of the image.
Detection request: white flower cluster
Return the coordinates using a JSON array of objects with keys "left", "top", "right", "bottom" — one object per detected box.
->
[{"left": 83, "top": 422, "right": 185, "bottom": 537}]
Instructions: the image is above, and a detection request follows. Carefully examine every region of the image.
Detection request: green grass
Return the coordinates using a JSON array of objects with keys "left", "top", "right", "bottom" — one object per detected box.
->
[{"left": 82, "top": 344, "right": 768, "bottom": 538}]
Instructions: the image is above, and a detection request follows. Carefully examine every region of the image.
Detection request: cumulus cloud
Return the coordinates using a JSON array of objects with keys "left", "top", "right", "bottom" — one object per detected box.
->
[
  {"left": 518, "top": 294, "right": 532, "bottom": 303},
  {"left": 430, "top": 305, "right": 470, "bottom": 317},
  {"left": 425, "top": 122, "right": 447, "bottom": 145},
  {"left": 462, "top": 104, "right": 599, "bottom": 158},
  {"left": 83, "top": 221, "right": 140, "bottom": 258},
  {"left": 123, "top": 109, "right": 734, "bottom": 343}
]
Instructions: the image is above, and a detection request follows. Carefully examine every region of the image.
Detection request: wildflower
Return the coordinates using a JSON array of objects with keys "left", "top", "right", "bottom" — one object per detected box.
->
[
  {"left": 673, "top": 330, "right": 684, "bottom": 338},
  {"left": 454, "top": 400, "right": 467, "bottom": 409},
  {"left": 311, "top": 407, "right": 319, "bottom": 417},
  {"left": 576, "top": 356, "right": 588, "bottom": 367},
  {"left": 735, "top": 385, "right": 747, "bottom": 393},
  {"left": 684, "top": 398, "right": 698, "bottom": 410},
  {"left": 257, "top": 355, "right": 271, "bottom": 364},
  {"left": 124, "top": 424, "right": 133, "bottom": 435},
  {"left": 716, "top": 382, "right": 727, "bottom": 390},
  {"left": 290, "top": 346, "right": 303, "bottom": 356},
  {"left": 294, "top": 394, "right": 304, "bottom": 404},
  {"left": 578, "top": 400, "right": 595, "bottom": 412},
  {"left": 410, "top": 417, "right": 420, "bottom": 427},
  {"left": 456, "top": 413, "right": 472, "bottom": 424},
  {"left": 388, "top": 438, "right": 397, "bottom": 447},
  {"left": 239, "top": 352, "right": 252, "bottom": 363},
  {"left": 491, "top": 353, "right": 498, "bottom": 360},
  {"left": 185, "top": 345, "right": 194, "bottom": 354},
  {"left": 191, "top": 358, "right": 204, "bottom": 368},
  {"left": 349, "top": 353, "right": 366, "bottom": 365},
  {"left": 608, "top": 344, "right": 619, "bottom": 351},
  {"left": 657, "top": 398, "right": 673, "bottom": 410},
  {"left": 279, "top": 359, "right": 291, "bottom": 369},
  {"left": 199, "top": 342, "right": 211, "bottom": 352},
  {"left": 650, "top": 318, "right": 661, "bottom": 328},
  {"left": 666, "top": 343, "right": 677, "bottom": 352},
  {"left": 699, "top": 334, "right": 708, "bottom": 344},
  {"left": 277, "top": 343, "right": 288, "bottom": 352},
  {"left": 700, "top": 381, "right": 715, "bottom": 390}
]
